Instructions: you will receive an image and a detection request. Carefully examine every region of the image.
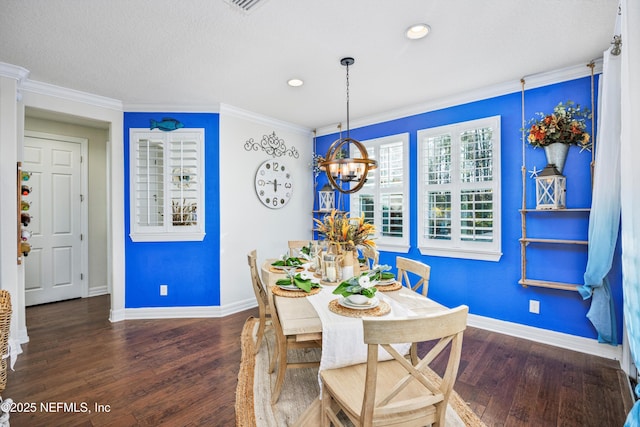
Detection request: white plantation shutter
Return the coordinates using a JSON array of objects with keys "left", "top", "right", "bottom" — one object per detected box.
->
[
  {"left": 135, "top": 137, "right": 164, "bottom": 227},
  {"left": 351, "top": 133, "right": 409, "bottom": 252},
  {"left": 130, "top": 128, "right": 205, "bottom": 242},
  {"left": 418, "top": 116, "right": 501, "bottom": 261},
  {"left": 168, "top": 134, "right": 199, "bottom": 226}
]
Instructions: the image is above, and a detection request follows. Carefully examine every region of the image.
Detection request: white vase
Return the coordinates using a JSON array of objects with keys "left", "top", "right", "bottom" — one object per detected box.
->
[
  {"left": 543, "top": 143, "right": 569, "bottom": 174},
  {"left": 341, "top": 265, "right": 354, "bottom": 281}
]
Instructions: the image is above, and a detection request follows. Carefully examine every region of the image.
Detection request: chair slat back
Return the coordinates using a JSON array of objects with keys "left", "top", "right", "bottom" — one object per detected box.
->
[
  {"left": 247, "top": 250, "right": 268, "bottom": 311},
  {"left": 361, "top": 306, "right": 468, "bottom": 426},
  {"left": 361, "top": 246, "right": 379, "bottom": 269},
  {"left": 396, "top": 256, "right": 431, "bottom": 296},
  {"left": 264, "top": 275, "right": 285, "bottom": 338},
  {"left": 287, "top": 240, "right": 310, "bottom": 258}
]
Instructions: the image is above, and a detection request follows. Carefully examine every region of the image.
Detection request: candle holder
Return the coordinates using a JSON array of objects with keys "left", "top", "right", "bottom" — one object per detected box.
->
[{"left": 322, "top": 253, "right": 339, "bottom": 283}]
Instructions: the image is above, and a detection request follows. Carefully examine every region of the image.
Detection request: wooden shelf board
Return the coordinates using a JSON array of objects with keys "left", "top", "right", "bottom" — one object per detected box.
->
[
  {"left": 520, "top": 208, "right": 590, "bottom": 213},
  {"left": 520, "top": 238, "right": 588, "bottom": 245},
  {"left": 519, "top": 279, "right": 580, "bottom": 292}
]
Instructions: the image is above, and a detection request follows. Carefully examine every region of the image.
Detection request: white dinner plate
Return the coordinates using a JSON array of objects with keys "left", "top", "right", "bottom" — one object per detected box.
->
[
  {"left": 376, "top": 278, "right": 396, "bottom": 285},
  {"left": 339, "top": 297, "right": 379, "bottom": 310},
  {"left": 277, "top": 284, "right": 303, "bottom": 291},
  {"left": 271, "top": 265, "right": 299, "bottom": 271}
]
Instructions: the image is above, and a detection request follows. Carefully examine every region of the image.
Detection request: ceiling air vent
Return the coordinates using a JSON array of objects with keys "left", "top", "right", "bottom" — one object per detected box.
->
[{"left": 223, "top": 0, "right": 268, "bottom": 13}]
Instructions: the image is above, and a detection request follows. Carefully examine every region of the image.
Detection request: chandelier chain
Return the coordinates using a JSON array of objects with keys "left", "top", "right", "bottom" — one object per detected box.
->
[{"left": 345, "top": 61, "right": 350, "bottom": 138}]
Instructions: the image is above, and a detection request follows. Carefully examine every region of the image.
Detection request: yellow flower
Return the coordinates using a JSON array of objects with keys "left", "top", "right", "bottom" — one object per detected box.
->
[
  {"left": 524, "top": 101, "right": 592, "bottom": 148},
  {"left": 314, "top": 209, "right": 376, "bottom": 250}
]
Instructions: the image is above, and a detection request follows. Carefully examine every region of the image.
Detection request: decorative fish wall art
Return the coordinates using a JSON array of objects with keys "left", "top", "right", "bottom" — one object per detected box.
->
[{"left": 150, "top": 118, "right": 184, "bottom": 132}]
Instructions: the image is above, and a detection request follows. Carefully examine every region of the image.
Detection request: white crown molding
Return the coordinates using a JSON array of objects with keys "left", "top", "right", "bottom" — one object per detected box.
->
[
  {"left": 316, "top": 59, "right": 604, "bottom": 137},
  {"left": 468, "top": 312, "right": 622, "bottom": 361},
  {"left": 124, "top": 103, "right": 221, "bottom": 113},
  {"left": 0, "top": 62, "right": 29, "bottom": 82},
  {"left": 523, "top": 58, "right": 603, "bottom": 90},
  {"left": 20, "top": 79, "right": 123, "bottom": 111},
  {"left": 220, "top": 103, "right": 313, "bottom": 136}
]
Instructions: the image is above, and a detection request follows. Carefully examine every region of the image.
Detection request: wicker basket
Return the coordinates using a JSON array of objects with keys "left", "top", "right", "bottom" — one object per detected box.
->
[{"left": 0, "top": 291, "right": 12, "bottom": 392}]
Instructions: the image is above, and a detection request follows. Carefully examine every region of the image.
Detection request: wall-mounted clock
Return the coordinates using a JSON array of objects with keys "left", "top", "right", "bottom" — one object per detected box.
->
[{"left": 254, "top": 160, "right": 293, "bottom": 209}]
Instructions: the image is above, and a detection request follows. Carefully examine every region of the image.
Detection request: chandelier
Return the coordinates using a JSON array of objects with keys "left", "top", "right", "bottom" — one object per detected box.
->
[{"left": 319, "top": 57, "right": 377, "bottom": 194}]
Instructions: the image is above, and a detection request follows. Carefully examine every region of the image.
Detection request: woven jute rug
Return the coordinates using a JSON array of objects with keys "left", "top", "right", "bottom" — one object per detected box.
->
[{"left": 236, "top": 317, "right": 486, "bottom": 427}]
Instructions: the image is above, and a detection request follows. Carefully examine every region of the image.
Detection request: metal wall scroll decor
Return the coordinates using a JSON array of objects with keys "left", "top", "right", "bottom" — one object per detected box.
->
[{"left": 244, "top": 131, "right": 299, "bottom": 159}]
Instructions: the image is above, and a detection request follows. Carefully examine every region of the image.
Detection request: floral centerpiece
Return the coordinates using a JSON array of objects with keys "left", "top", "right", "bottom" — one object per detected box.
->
[
  {"left": 524, "top": 101, "right": 591, "bottom": 149},
  {"left": 314, "top": 209, "right": 376, "bottom": 281},
  {"left": 313, "top": 209, "right": 376, "bottom": 251}
]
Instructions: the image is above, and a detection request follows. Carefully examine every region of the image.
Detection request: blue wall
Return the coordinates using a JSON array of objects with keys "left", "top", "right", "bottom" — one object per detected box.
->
[
  {"left": 314, "top": 76, "right": 623, "bottom": 341},
  {"left": 124, "top": 112, "right": 220, "bottom": 308}
]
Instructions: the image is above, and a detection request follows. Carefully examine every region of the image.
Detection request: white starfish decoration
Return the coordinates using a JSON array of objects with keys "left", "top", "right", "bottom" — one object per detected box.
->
[
  {"left": 579, "top": 145, "right": 592, "bottom": 153},
  {"left": 528, "top": 166, "right": 541, "bottom": 178}
]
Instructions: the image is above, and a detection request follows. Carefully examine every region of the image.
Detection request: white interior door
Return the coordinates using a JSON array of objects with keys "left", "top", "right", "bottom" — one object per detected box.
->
[{"left": 23, "top": 134, "right": 84, "bottom": 306}]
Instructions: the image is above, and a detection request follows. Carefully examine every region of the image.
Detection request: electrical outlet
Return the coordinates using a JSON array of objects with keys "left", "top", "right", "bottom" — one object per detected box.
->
[
  {"left": 160, "top": 284, "right": 168, "bottom": 296},
  {"left": 529, "top": 299, "right": 540, "bottom": 314}
]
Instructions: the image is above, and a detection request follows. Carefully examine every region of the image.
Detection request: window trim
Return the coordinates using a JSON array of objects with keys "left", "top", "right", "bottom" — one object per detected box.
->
[
  {"left": 417, "top": 116, "right": 502, "bottom": 261},
  {"left": 350, "top": 133, "right": 410, "bottom": 253},
  {"left": 129, "top": 128, "right": 206, "bottom": 242}
]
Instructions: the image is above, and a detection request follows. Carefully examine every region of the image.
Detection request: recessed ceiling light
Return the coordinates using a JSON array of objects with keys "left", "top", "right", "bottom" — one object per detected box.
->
[
  {"left": 406, "top": 23, "right": 430, "bottom": 40},
  {"left": 287, "top": 78, "right": 304, "bottom": 87}
]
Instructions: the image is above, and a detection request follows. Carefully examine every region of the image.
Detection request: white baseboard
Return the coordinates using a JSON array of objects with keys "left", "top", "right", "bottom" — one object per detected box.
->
[
  {"left": 115, "top": 301, "right": 620, "bottom": 362},
  {"left": 109, "top": 308, "right": 125, "bottom": 323},
  {"left": 121, "top": 298, "right": 257, "bottom": 320},
  {"left": 468, "top": 313, "right": 622, "bottom": 361},
  {"left": 124, "top": 306, "right": 222, "bottom": 319},
  {"left": 88, "top": 285, "right": 109, "bottom": 297},
  {"left": 16, "top": 327, "right": 29, "bottom": 345}
]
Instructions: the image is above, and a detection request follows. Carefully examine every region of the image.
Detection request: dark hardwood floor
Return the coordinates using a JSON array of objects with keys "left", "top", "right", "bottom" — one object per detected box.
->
[{"left": 3, "top": 295, "right": 633, "bottom": 426}]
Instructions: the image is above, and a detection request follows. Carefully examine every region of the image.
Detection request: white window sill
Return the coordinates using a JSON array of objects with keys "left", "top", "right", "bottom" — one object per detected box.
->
[
  {"left": 418, "top": 246, "right": 502, "bottom": 262},
  {"left": 130, "top": 231, "right": 206, "bottom": 243},
  {"left": 375, "top": 242, "right": 410, "bottom": 254}
]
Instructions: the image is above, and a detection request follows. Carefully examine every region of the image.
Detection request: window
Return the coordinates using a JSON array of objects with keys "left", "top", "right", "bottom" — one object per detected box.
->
[
  {"left": 417, "top": 116, "right": 501, "bottom": 261},
  {"left": 350, "top": 133, "right": 409, "bottom": 252},
  {"left": 129, "top": 128, "right": 205, "bottom": 242}
]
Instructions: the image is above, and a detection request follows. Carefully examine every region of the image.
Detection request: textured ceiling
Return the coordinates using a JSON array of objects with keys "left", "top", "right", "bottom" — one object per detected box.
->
[{"left": 0, "top": 0, "right": 618, "bottom": 130}]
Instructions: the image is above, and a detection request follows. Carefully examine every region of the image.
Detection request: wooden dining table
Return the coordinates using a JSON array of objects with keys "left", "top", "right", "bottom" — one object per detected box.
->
[
  {"left": 261, "top": 259, "right": 446, "bottom": 340},
  {"left": 260, "top": 259, "right": 449, "bottom": 425}
]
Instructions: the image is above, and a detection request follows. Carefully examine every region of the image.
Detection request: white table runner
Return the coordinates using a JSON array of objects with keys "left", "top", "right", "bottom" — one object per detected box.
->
[{"left": 307, "top": 286, "right": 414, "bottom": 374}]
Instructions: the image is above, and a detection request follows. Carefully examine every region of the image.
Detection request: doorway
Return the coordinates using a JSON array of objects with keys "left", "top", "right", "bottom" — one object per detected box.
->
[{"left": 22, "top": 132, "right": 87, "bottom": 306}]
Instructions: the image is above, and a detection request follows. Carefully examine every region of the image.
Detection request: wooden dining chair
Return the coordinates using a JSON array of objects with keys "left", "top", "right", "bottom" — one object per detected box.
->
[
  {"left": 267, "top": 286, "right": 322, "bottom": 404},
  {"left": 320, "top": 305, "right": 468, "bottom": 427},
  {"left": 361, "top": 246, "right": 379, "bottom": 269},
  {"left": 396, "top": 256, "right": 431, "bottom": 296},
  {"left": 247, "top": 250, "right": 272, "bottom": 354},
  {"left": 288, "top": 240, "right": 310, "bottom": 258}
]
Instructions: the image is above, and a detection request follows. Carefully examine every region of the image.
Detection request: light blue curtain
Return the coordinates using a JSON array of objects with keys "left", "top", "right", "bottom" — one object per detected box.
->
[
  {"left": 576, "top": 26, "right": 621, "bottom": 346},
  {"left": 622, "top": 0, "right": 640, "bottom": 424}
]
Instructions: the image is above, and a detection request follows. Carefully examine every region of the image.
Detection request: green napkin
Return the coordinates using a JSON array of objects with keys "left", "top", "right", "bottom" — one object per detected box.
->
[
  {"left": 271, "top": 257, "right": 303, "bottom": 267},
  {"left": 332, "top": 274, "right": 377, "bottom": 298},
  {"left": 276, "top": 274, "right": 321, "bottom": 293}
]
